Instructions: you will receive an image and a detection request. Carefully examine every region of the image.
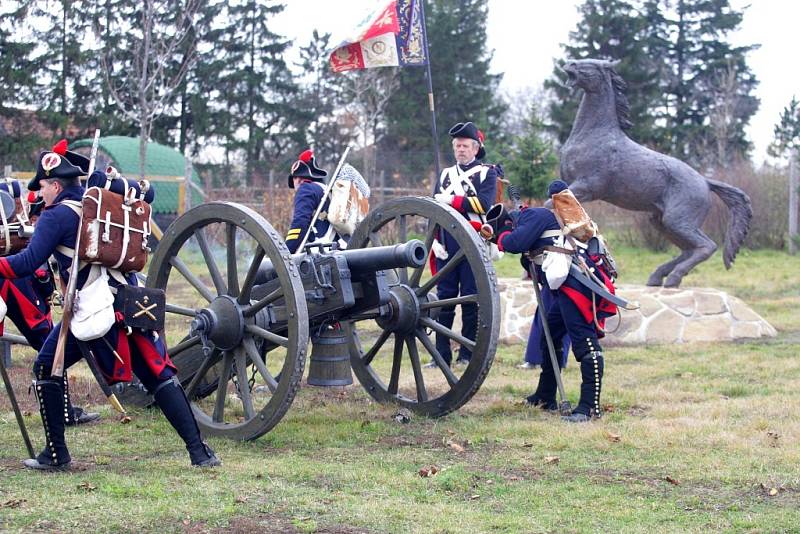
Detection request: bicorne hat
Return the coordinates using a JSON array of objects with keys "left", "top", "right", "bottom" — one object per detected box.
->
[
  {"left": 449, "top": 121, "right": 486, "bottom": 160},
  {"left": 29, "top": 139, "right": 91, "bottom": 191},
  {"left": 288, "top": 149, "right": 328, "bottom": 188}
]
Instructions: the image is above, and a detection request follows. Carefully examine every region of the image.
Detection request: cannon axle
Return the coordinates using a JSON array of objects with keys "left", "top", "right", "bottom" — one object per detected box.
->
[
  {"left": 191, "top": 295, "right": 245, "bottom": 352},
  {"left": 376, "top": 285, "right": 420, "bottom": 336}
]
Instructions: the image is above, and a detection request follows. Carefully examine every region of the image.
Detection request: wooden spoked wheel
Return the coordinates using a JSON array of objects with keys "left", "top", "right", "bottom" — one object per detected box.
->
[
  {"left": 147, "top": 202, "right": 308, "bottom": 441},
  {"left": 344, "top": 197, "right": 500, "bottom": 417}
]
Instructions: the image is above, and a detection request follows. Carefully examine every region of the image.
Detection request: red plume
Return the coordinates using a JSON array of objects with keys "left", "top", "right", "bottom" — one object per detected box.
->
[
  {"left": 298, "top": 149, "right": 313, "bottom": 163},
  {"left": 477, "top": 130, "right": 485, "bottom": 144},
  {"left": 52, "top": 139, "right": 68, "bottom": 155},
  {"left": 27, "top": 191, "right": 38, "bottom": 203}
]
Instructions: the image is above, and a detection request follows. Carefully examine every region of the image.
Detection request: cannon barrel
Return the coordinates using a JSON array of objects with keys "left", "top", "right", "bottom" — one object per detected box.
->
[
  {"left": 256, "top": 239, "right": 427, "bottom": 284},
  {"left": 341, "top": 239, "right": 427, "bottom": 273}
]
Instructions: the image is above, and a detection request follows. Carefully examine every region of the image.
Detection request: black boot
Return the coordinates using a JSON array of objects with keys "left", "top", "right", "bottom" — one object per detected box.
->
[
  {"left": 526, "top": 342, "right": 562, "bottom": 410},
  {"left": 524, "top": 393, "right": 558, "bottom": 411},
  {"left": 456, "top": 302, "right": 477, "bottom": 364},
  {"left": 433, "top": 307, "right": 456, "bottom": 367},
  {"left": 23, "top": 378, "right": 71, "bottom": 470},
  {"left": 562, "top": 351, "right": 604, "bottom": 423},
  {"left": 153, "top": 377, "right": 221, "bottom": 467},
  {"left": 62, "top": 374, "right": 100, "bottom": 426}
]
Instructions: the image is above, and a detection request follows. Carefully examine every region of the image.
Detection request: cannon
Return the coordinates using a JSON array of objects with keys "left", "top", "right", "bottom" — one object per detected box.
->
[{"left": 134, "top": 196, "right": 501, "bottom": 441}]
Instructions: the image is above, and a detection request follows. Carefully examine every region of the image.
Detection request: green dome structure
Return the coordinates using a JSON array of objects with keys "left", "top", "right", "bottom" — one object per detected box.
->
[{"left": 70, "top": 135, "right": 203, "bottom": 215}]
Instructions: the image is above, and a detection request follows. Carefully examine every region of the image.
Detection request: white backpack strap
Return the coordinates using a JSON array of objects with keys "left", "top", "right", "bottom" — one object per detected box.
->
[
  {"left": 61, "top": 200, "right": 82, "bottom": 216},
  {"left": 459, "top": 166, "right": 483, "bottom": 182},
  {"left": 56, "top": 200, "right": 84, "bottom": 264},
  {"left": 0, "top": 197, "right": 10, "bottom": 255},
  {"left": 107, "top": 267, "right": 128, "bottom": 286},
  {"left": 56, "top": 245, "right": 75, "bottom": 257},
  {"left": 540, "top": 229, "right": 562, "bottom": 239},
  {"left": 478, "top": 165, "right": 489, "bottom": 184}
]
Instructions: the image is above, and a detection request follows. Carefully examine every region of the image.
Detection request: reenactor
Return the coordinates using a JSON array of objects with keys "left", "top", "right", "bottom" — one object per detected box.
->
[
  {"left": 489, "top": 180, "right": 618, "bottom": 422},
  {"left": 429, "top": 122, "right": 497, "bottom": 367},
  {"left": 0, "top": 140, "right": 220, "bottom": 469},
  {"left": 1, "top": 271, "right": 100, "bottom": 425},
  {"left": 284, "top": 149, "right": 332, "bottom": 254},
  {"left": 0, "top": 177, "right": 99, "bottom": 425}
]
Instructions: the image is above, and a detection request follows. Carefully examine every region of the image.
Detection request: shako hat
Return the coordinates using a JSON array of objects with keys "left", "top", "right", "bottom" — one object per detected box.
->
[
  {"left": 547, "top": 179, "right": 569, "bottom": 197},
  {"left": 448, "top": 121, "right": 486, "bottom": 160},
  {"left": 288, "top": 149, "right": 327, "bottom": 188},
  {"left": 29, "top": 139, "right": 91, "bottom": 191}
]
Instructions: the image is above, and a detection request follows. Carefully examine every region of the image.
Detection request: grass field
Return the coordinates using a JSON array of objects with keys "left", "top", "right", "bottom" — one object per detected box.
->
[{"left": 1, "top": 247, "right": 798, "bottom": 533}]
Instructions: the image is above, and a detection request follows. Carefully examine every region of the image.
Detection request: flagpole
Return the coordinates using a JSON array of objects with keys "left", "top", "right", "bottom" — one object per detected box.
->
[{"left": 418, "top": 0, "right": 441, "bottom": 185}]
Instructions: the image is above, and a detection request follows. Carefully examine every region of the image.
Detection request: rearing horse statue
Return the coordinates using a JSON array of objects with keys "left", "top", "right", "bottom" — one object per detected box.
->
[{"left": 559, "top": 58, "right": 752, "bottom": 288}]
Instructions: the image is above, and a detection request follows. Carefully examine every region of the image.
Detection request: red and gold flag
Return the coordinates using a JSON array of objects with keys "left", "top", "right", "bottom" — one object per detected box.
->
[{"left": 330, "top": 0, "right": 428, "bottom": 72}]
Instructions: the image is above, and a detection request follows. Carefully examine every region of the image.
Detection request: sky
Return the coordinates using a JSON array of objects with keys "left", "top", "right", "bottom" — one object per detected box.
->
[{"left": 274, "top": 0, "right": 800, "bottom": 165}]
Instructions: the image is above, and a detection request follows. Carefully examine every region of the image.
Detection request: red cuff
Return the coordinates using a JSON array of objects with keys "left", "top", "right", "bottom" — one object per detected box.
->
[
  {"left": 451, "top": 195, "right": 466, "bottom": 212},
  {"left": 0, "top": 258, "right": 16, "bottom": 278},
  {"left": 496, "top": 231, "right": 511, "bottom": 252}
]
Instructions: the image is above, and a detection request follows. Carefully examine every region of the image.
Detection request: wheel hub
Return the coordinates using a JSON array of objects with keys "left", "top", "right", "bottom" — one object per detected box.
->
[
  {"left": 375, "top": 285, "right": 420, "bottom": 335},
  {"left": 191, "top": 295, "right": 245, "bottom": 351}
]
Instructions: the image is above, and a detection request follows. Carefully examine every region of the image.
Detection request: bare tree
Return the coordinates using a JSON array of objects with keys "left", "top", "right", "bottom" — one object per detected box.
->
[
  {"left": 708, "top": 59, "right": 739, "bottom": 167},
  {"left": 341, "top": 69, "right": 399, "bottom": 179},
  {"left": 101, "top": 0, "right": 201, "bottom": 179}
]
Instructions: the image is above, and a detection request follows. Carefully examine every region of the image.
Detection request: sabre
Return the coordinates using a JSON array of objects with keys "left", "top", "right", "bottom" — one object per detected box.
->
[
  {"left": 524, "top": 254, "right": 572, "bottom": 415},
  {"left": 75, "top": 341, "right": 129, "bottom": 419},
  {"left": 294, "top": 146, "right": 351, "bottom": 254},
  {"left": 506, "top": 183, "right": 571, "bottom": 415},
  {"left": 0, "top": 353, "right": 36, "bottom": 458}
]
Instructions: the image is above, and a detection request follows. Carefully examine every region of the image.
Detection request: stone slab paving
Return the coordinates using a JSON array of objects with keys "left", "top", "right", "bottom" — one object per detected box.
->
[{"left": 497, "top": 279, "right": 776, "bottom": 346}]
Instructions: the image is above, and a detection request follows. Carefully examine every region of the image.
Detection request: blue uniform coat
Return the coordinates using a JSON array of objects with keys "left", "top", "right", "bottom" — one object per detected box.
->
[
  {"left": 285, "top": 180, "right": 331, "bottom": 254},
  {"left": 497, "top": 206, "right": 617, "bottom": 355},
  {"left": 0, "top": 185, "right": 175, "bottom": 386}
]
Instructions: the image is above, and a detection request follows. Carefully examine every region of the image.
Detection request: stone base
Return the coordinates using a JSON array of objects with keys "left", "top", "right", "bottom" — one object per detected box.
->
[{"left": 497, "top": 279, "right": 777, "bottom": 346}]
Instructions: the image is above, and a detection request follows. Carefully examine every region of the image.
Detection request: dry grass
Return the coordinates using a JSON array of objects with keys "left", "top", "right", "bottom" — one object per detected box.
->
[{"left": 1, "top": 247, "right": 799, "bottom": 532}]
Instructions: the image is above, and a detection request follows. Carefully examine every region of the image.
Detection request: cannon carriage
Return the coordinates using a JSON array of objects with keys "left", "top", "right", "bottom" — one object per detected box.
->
[
  {"left": 146, "top": 196, "right": 500, "bottom": 441},
  {"left": 0, "top": 183, "right": 501, "bottom": 442}
]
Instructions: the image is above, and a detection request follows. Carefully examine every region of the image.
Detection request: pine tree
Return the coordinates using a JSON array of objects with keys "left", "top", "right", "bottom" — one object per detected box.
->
[
  {"left": 647, "top": 0, "right": 759, "bottom": 166},
  {"left": 89, "top": 0, "right": 141, "bottom": 136},
  {"left": 545, "top": 0, "right": 662, "bottom": 149},
  {"left": 501, "top": 101, "right": 559, "bottom": 200},
  {"left": 769, "top": 96, "right": 800, "bottom": 160},
  {"left": 547, "top": 0, "right": 758, "bottom": 166},
  {"left": 213, "top": 0, "right": 298, "bottom": 186},
  {"left": 380, "top": 0, "right": 506, "bottom": 183},
  {"left": 26, "top": 0, "right": 98, "bottom": 121},
  {"left": 0, "top": 2, "right": 54, "bottom": 167},
  {"left": 0, "top": 2, "right": 36, "bottom": 113}
]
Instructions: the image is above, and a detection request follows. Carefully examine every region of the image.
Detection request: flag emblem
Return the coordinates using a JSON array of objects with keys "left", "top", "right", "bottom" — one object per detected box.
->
[{"left": 330, "top": 0, "right": 428, "bottom": 72}]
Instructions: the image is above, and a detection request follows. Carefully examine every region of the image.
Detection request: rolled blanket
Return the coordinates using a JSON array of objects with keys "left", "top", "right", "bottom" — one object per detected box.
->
[
  {"left": 0, "top": 179, "right": 22, "bottom": 198},
  {"left": 87, "top": 169, "right": 155, "bottom": 204}
]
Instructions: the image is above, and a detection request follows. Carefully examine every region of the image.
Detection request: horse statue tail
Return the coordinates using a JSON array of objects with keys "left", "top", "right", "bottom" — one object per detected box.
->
[{"left": 707, "top": 179, "right": 753, "bottom": 269}]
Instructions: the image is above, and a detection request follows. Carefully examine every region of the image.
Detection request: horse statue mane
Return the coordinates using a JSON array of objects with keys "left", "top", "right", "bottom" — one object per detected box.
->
[
  {"left": 559, "top": 58, "right": 752, "bottom": 288},
  {"left": 609, "top": 68, "right": 632, "bottom": 131}
]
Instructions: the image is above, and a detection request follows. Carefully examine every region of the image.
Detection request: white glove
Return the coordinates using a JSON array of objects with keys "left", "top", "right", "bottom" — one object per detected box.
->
[
  {"left": 489, "top": 242, "right": 504, "bottom": 262},
  {"left": 431, "top": 239, "right": 448, "bottom": 260},
  {"left": 434, "top": 193, "right": 453, "bottom": 206}
]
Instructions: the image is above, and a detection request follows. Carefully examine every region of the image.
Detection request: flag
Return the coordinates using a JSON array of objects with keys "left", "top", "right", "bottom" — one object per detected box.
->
[{"left": 330, "top": 0, "right": 428, "bottom": 72}]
